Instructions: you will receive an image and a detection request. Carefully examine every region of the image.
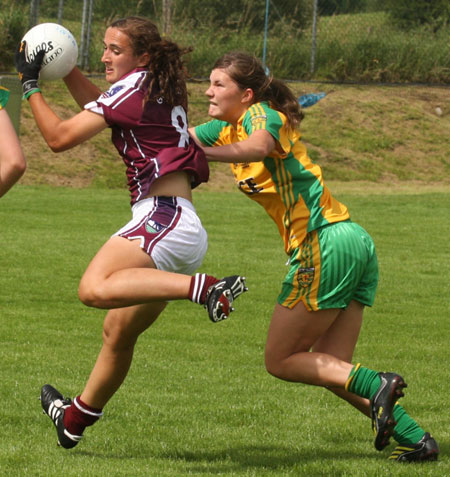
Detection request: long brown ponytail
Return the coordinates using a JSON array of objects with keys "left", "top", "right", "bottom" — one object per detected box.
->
[{"left": 111, "top": 16, "right": 192, "bottom": 110}]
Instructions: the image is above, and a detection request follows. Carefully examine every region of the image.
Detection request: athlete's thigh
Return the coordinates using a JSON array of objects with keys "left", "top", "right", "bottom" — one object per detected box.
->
[
  {"left": 83, "top": 235, "right": 155, "bottom": 283},
  {"left": 312, "top": 299, "right": 364, "bottom": 362},
  {"left": 265, "top": 301, "right": 340, "bottom": 360}
]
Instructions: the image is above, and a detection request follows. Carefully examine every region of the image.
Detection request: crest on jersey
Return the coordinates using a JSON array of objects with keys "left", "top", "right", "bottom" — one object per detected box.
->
[
  {"left": 145, "top": 219, "right": 164, "bottom": 234},
  {"left": 297, "top": 267, "right": 315, "bottom": 288},
  {"left": 250, "top": 113, "right": 267, "bottom": 128},
  {"left": 102, "top": 85, "right": 125, "bottom": 98}
]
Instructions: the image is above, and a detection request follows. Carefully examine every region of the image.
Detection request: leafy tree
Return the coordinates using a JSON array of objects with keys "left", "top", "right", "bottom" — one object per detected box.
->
[
  {"left": 382, "top": 0, "right": 450, "bottom": 31},
  {"left": 168, "top": 0, "right": 312, "bottom": 32},
  {"left": 0, "top": 5, "right": 28, "bottom": 70},
  {"left": 318, "top": 0, "right": 370, "bottom": 15}
]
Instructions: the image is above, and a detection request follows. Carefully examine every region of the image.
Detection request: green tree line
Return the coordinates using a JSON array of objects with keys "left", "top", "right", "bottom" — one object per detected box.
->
[{"left": 0, "top": 0, "right": 448, "bottom": 83}]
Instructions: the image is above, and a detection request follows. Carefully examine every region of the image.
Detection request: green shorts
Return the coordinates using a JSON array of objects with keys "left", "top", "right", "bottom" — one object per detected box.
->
[{"left": 278, "top": 220, "right": 378, "bottom": 311}]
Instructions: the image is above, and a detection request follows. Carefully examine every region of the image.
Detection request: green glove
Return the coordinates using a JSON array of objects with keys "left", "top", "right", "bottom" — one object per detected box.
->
[{"left": 14, "top": 41, "right": 45, "bottom": 99}]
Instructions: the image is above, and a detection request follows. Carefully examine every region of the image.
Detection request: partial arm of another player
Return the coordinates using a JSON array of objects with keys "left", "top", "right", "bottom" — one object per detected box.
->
[
  {"left": 189, "top": 128, "right": 276, "bottom": 163},
  {"left": 0, "top": 108, "right": 26, "bottom": 197}
]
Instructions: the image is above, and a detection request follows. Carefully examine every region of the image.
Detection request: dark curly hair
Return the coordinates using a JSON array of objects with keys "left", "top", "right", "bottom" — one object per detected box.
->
[{"left": 110, "top": 16, "right": 192, "bottom": 110}]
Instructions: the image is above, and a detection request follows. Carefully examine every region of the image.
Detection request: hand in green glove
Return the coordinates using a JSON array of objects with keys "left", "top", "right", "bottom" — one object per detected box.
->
[{"left": 14, "top": 41, "right": 45, "bottom": 99}]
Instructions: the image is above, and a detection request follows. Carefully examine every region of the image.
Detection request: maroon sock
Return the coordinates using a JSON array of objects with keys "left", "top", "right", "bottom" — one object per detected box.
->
[
  {"left": 63, "top": 396, "right": 103, "bottom": 436},
  {"left": 188, "top": 273, "right": 218, "bottom": 305}
]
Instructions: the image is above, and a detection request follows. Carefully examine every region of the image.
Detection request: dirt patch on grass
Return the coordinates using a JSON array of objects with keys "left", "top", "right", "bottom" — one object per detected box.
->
[{"left": 16, "top": 80, "right": 450, "bottom": 192}]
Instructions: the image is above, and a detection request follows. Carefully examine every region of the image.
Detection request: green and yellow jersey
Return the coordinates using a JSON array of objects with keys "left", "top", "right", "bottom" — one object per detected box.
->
[
  {"left": 0, "top": 86, "right": 10, "bottom": 110},
  {"left": 195, "top": 101, "right": 350, "bottom": 255}
]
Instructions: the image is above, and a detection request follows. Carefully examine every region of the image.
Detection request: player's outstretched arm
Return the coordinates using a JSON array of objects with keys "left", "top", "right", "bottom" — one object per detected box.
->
[
  {"left": 0, "top": 108, "right": 26, "bottom": 198},
  {"left": 15, "top": 40, "right": 108, "bottom": 153},
  {"left": 27, "top": 92, "right": 108, "bottom": 152},
  {"left": 199, "top": 129, "right": 276, "bottom": 164}
]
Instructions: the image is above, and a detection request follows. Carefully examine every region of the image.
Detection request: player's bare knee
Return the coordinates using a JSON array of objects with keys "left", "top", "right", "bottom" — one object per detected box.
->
[
  {"left": 78, "top": 281, "right": 95, "bottom": 306},
  {"left": 78, "top": 280, "right": 109, "bottom": 308},
  {"left": 264, "top": 349, "right": 283, "bottom": 377}
]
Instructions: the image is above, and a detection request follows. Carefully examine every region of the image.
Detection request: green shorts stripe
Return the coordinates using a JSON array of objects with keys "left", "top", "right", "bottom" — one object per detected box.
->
[{"left": 278, "top": 220, "right": 378, "bottom": 311}]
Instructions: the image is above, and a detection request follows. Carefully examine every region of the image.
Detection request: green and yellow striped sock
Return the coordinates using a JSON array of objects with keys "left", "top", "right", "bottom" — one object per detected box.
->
[{"left": 345, "top": 363, "right": 381, "bottom": 399}]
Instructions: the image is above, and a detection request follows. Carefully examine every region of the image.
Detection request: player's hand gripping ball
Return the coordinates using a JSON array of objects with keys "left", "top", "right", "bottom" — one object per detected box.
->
[
  {"left": 15, "top": 41, "right": 45, "bottom": 98},
  {"left": 21, "top": 23, "right": 78, "bottom": 81}
]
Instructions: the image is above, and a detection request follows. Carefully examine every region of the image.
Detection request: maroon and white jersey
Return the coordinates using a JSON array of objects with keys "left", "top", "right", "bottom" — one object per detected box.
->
[{"left": 85, "top": 68, "right": 209, "bottom": 205}]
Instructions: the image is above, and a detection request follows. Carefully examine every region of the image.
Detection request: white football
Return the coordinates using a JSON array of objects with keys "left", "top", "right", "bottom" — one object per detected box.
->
[{"left": 22, "top": 23, "right": 78, "bottom": 81}]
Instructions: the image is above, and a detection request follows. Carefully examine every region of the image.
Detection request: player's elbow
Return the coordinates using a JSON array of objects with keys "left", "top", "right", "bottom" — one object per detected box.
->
[
  {"left": 6, "top": 152, "right": 27, "bottom": 179},
  {"left": 0, "top": 154, "right": 27, "bottom": 198},
  {"left": 49, "top": 144, "right": 67, "bottom": 153},
  {"left": 47, "top": 125, "right": 87, "bottom": 152},
  {"left": 13, "top": 155, "right": 27, "bottom": 176},
  {"left": 258, "top": 141, "right": 276, "bottom": 158},
  {"left": 47, "top": 138, "right": 71, "bottom": 153},
  {"left": 247, "top": 145, "right": 271, "bottom": 163},
  {"left": 243, "top": 136, "right": 276, "bottom": 162}
]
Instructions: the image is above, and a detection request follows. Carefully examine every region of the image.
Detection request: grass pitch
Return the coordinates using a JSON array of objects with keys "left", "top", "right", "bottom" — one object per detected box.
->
[{"left": 0, "top": 185, "right": 449, "bottom": 476}]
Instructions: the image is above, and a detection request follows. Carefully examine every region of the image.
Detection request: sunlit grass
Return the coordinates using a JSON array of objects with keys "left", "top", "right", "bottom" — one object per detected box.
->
[{"left": 0, "top": 185, "right": 449, "bottom": 476}]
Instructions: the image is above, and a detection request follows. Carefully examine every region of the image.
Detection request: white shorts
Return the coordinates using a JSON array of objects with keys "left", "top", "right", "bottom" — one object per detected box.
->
[{"left": 113, "top": 196, "right": 207, "bottom": 275}]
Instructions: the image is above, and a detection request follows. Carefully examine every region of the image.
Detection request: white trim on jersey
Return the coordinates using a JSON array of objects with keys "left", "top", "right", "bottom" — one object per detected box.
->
[
  {"left": 84, "top": 70, "right": 147, "bottom": 113},
  {"left": 128, "top": 128, "right": 147, "bottom": 202}
]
